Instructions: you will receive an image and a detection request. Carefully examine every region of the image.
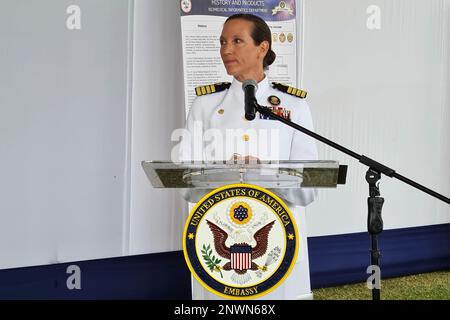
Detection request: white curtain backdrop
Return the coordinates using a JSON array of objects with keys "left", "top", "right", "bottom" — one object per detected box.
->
[
  {"left": 1, "top": 0, "right": 448, "bottom": 269},
  {"left": 0, "top": 0, "right": 133, "bottom": 269},
  {"left": 129, "top": 0, "right": 186, "bottom": 255},
  {"left": 130, "top": 0, "right": 449, "bottom": 253},
  {"left": 302, "top": 0, "right": 450, "bottom": 236}
]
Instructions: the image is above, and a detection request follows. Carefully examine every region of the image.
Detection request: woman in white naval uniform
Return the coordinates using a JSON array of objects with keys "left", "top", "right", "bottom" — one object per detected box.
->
[{"left": 181, "top": 14, "right": 318, "bottom": 300}]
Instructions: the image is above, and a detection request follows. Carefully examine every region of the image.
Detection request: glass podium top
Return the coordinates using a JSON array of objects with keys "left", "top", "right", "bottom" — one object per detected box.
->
[{"left": 141, "top": 160, "right": 347, "bottom": 189}]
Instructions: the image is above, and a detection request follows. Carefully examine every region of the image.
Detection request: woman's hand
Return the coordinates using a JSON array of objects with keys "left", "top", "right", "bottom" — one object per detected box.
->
[{"left": 229, "top": 153, "right": 260, "bottom": 164}]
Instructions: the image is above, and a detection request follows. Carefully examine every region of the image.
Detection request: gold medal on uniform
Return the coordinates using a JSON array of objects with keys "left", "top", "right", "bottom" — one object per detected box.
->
[{"left": 268, "top": 95, "right": 281, "bottom": 106}]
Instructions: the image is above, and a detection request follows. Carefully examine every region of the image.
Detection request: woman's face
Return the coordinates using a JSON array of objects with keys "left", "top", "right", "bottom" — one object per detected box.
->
[{"left": 220, "top": 19, "right": 268, "bottom": 82}]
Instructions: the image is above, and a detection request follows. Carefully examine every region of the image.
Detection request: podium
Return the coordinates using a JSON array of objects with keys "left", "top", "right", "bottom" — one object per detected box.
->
[{"left": 142, "top": 160, "right": 347, "bottom": 300}]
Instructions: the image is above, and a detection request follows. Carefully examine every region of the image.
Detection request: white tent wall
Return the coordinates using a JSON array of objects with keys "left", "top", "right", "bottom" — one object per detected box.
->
[
  {"left": 129, "top": 0, "right": 186, "bottom": 255},
  {"left": 126, "top": 0, "right": 450, "bottom": 254},
  {"left": 0, "top": 0, "right": 448, "bottom": 271},
  {"left": 302, "top": 0, "right": 450, "bottom": 236},
  {"left": 0, "top": 0, "right": 133, "bottom": 270},
  {"left": 0, "top": 0, "right": 189, "bottom": 269}
]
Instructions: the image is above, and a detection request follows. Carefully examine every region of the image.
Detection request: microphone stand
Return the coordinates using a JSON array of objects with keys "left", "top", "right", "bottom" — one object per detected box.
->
[{"left": 253, "top": 102, "right": 450, "bottom": 300}]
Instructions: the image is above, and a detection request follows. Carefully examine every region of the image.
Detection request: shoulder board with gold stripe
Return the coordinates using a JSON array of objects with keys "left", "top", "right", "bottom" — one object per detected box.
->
[
  {"left": 195, "top": 82, "right": 231, "bottom": 96},
  {"left": 272, "top": 82, "right": 307, "bottom": 99}
]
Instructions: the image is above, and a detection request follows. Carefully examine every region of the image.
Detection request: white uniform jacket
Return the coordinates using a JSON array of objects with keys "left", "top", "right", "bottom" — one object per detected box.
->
[{"left": 180, "top": 76, "right": 318, "bottom": 206}]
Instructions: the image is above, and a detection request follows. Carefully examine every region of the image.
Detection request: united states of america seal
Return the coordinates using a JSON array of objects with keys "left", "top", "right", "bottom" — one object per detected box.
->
[{"left": 183, "top": 184, "right": 299, "bottom": 299}]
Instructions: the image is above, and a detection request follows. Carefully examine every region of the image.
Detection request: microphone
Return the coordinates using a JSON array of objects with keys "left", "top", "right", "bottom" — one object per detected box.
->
[{"left": 242, "top": 79, "right": 258, "bottom": 121}]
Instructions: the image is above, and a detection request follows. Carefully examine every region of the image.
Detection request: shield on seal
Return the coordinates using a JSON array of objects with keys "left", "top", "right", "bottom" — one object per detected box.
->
[{"left": 230, "top": 244, "right": 252, "bottom": 271}]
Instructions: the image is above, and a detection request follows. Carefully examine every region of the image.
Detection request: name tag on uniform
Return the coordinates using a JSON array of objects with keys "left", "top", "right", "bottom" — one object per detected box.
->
[{"left": 260, "top": 106, "right": 291, "bottom": 121}]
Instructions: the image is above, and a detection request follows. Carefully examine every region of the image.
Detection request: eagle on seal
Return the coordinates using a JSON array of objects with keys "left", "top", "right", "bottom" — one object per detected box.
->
[{"left": 206, "top": 220, "right": 275, "bottom": 275}]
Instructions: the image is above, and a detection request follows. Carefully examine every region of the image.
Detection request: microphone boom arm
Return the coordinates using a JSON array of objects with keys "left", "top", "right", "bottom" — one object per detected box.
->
[
  {"left": 254, "top": 101, "right": 449, "bottom": 301},
  {"left": 254, "top": 103, "right": 450, "bottom": 204}
]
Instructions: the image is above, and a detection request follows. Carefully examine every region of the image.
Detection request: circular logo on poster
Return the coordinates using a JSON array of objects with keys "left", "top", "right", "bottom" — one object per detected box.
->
[
  {"left": 180, "top": 0, "right": 192, "bottom": 13},
  {"left": 183, "top": 184, "right": 298, "bottom": 300}
]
